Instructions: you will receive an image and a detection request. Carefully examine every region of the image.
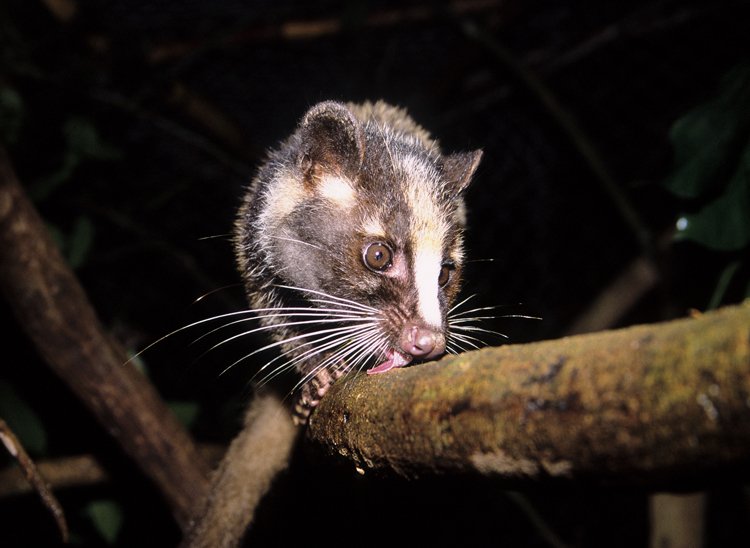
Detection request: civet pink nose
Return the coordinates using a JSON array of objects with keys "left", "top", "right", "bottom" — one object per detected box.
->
[{"left": 400, "top": 324, "right": 445, "bottom": 360}]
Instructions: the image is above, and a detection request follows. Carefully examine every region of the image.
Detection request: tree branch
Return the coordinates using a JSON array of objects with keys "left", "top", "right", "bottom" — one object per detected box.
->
[
  {"left": 308, "top": 303, "right": 750, "bottom": 484},
  {"left": 0, "top": 418, "right": 68, "bottom": 543},
  {"left": 0, "top": 147, "right": 210, "bottom": 530},
  {"left": 0, "top": 444, "right": 226, "bottom": 499}
]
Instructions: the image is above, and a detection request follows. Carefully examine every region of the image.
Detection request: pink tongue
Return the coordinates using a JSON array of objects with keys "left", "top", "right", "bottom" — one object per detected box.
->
[{"left": 367, "top": 349, "right": 412, "bottom": 375}]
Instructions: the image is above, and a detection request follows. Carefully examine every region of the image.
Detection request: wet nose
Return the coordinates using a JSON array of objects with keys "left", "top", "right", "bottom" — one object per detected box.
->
[{"left": 400, "top": 324, "right": 446, "bottom": 360}]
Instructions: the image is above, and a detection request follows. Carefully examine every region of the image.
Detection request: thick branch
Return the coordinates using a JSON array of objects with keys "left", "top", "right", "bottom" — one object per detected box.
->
[
  {"left": 0, "top": 148, "right": 210, "bottom": 529},
  {"left": 308, "top": 303, "right": 750, "bottom": 485}
]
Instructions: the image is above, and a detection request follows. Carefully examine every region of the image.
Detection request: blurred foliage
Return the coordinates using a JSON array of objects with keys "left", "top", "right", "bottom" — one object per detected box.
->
[
  {"left": 83, "top": 499, "right": 123, "bottom": 545},
  {"left": 28, "top": 117, "right": 122, "bottom": 202},
  {"left": 0, "top": 85, "right": 24, "bottom": 144},
  {"left": 664, "top": 63, "right": 750, "bottom": 251},
  {"left": 167, "top": 400, "right": 201, "bottom": 430},
  {"left": 18, "top": 115, "right": 122, "bottom": 270},
  {"left": 47, "top": 216, "right": 96, "bottom": 270},
  {"left": 663, "top": 63, "right": 750, "bottom": 307},
  {"left": 0, "top": 380, "right": 48, "bottom": 457}
]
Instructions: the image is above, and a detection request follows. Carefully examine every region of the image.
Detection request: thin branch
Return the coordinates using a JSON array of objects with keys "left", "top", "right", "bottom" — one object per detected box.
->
[
  {"left": 565, "top": 230, "right": 675, "bottom": 335},
  {"left": 0, "top": 444, "right": 226, "bottom": 499},
  {"left": 147, "top": 0, "right": 509, "bottom": 63},
  {"left": 0, "top": 418, "right": 68, "bottom": 543},
  {"left": 308, "top": 303, "right": 750, "bottom": 484},
  {"left": 462, "top": 21, "right": 654, "bottom": 255}
]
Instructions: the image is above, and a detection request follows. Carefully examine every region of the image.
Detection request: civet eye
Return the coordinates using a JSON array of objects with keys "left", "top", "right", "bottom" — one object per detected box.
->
[
  {"left": 438, "top": 263, "right": 453, "bottom": 287},
  {"left": 363, "top": 242, "right": 393, "bottom": 272}
]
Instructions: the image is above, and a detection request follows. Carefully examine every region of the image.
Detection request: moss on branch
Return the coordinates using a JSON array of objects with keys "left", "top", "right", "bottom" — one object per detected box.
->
[{"left": 308, "top": 303, "right": 750, "bottom": 485}]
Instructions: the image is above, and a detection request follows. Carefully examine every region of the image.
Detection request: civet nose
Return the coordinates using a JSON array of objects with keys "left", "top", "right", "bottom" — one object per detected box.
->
[{"left": 400, "top": 324, "right": 446, "bottom": 360}]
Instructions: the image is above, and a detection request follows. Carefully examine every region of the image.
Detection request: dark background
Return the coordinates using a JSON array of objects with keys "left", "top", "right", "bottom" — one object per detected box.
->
[{"left": 1, "top": 0, "right": 749, "bottom": 546}]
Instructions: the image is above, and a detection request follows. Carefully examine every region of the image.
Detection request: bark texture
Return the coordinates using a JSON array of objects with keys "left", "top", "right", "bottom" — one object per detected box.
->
[
  {"left": 308, "top": 303, "right": 750, "bottom": 484},
  {"left": 182, "top": 393, "right": 299, "bottom": 548}
]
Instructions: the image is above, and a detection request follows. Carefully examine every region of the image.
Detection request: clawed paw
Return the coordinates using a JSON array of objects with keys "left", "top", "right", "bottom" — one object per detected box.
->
[{"left": 293, "top": 366, "right": 342, "bottom": 424}]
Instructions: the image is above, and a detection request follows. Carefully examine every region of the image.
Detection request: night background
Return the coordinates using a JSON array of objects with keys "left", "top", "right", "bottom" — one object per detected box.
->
[{"left": 1, "top": 0, "right": 749, "bottom": 546}]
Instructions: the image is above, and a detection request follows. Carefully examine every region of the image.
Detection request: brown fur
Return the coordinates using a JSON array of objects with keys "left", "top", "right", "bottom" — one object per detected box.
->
[{"left": 182, "top": 101, "right": 482, "bottom": 546}]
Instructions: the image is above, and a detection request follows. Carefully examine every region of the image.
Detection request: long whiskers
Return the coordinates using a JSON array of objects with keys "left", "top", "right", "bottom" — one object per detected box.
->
[
  {"left": 446, "top": 294, "right": 541, "bottom": 354},
  {"left": 135, "top": 280, "right": 539, "bottom": 410}
]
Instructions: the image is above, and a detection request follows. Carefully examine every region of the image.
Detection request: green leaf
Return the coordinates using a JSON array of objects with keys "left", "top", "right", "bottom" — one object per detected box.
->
[
  {"left": 0, "top": 380, "right": 48, "bottom": 456},
  {"left": 29, "top": 117, "right": 122, "bottom": 201},
  {"left": 663, "top": 64, "right": 750, "bottom": 199},
  {"left": 706, "top": 260, "right": 742, "bottom": 310},
  {"left": 45, "top": 223, "right": 65, "bottom": 253},
  {"left": 63, "top": 117, "right": 122, "bottom": 162},
  {"left": 67, "top": 216, "right": 95, "bottom": 269},
  {"left": 0, "top": 86, "right": 24, "bottom": 144},
  {"left": 168, "top": 401, "right": 201, "bottom": 429},
  {"left": 85, "top": 499, "right": 123, "bottom": 545},
  {"left": 674, "top": 138, "right": 750, "bottom": 251}
]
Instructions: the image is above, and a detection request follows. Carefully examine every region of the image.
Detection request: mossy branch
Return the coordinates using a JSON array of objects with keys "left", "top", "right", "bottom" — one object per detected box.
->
[{"left": 308, "top": 303, "right": 750, "bottom": 485}]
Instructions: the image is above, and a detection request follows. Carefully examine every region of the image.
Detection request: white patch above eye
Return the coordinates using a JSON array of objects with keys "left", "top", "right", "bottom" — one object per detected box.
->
[
  {"left": 361, "top": 216, "right": 386, "bottom": 239},
  {"left": 318, "top": 175, "right": 356, "bottom": 208}
]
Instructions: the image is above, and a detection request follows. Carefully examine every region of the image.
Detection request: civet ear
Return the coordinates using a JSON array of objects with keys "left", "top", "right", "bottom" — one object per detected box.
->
[
  {"left": 440, "top": 149, "right": 483, "bottom": 196},
  {"left": 297, "top": 101, "right": 365, "bottom": 185}
]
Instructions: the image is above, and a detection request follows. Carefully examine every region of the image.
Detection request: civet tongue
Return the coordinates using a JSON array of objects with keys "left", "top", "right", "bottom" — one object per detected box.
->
[{"left": 366, "top": 348, "right": 412, "bottom": 375}]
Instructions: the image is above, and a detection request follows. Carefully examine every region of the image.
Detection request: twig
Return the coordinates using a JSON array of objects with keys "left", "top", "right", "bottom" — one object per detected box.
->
[
  {"left": 505, "top": 491, "right": 570, "bottom": 548},
  {"left": 565, "top": 230, "right": 674, "bottom": 335},
  {"left": 0, "top": 444, "right": 226, "bottom": 499},
  {"left": 462, "top": 21, "right": 653, "bottom": 255},
  {"left": 147, "top": 0, "right": 509, "bottom": 63},
  {"left": 0, "top": 418, "right": 69, "bottom": 543}
]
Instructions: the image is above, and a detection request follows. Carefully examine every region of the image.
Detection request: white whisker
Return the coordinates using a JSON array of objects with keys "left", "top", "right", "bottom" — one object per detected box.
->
[
  {"left": 449, "top": 315, "right": 499, "bottom": 324},
  {"left": 498, "top": 314, "right": 543, "bottom": 320},
  {"left": 192, "top": 308, "right": 372, "bottom": 345},
  {"left": 127, "top": 308, "right": 259, "bottom": 364},
  {"left": 246, "top": 321, "right": 381, "bottom": 376},
  {"left": 192, "top": 283, "right": 243, "bottom": 304},
  {"left": 268, "top": 324, "right": 381, "bottom": 377},
  {"left": 267, "top": 235, "right": 324, "bottom": 251},
  {"left": 447, "top": 293, "right": 478, "bottom": 315},
  {"left": 450, "top": 324, "right": 509, "bottom": 339},
  {"left": 261, "top": 324, "right": 383, "bottom": 388},
  {"left": 448, "top": 332, "right": 485, "bottom": 350},
  {"left": 446, "top": 341, "right": 469, "bottom": 354},
  {"left": 223, "top": 321, "right": 379, "bottom": 373},
  {"left": 292, "top": 328, "right": 384, "bottom": 391},
  {"left": 203, "top": 316, "right": 379, "bottom": 358},
  {"left": 274, "top": 284, "right": 378, "bottom": 313}
]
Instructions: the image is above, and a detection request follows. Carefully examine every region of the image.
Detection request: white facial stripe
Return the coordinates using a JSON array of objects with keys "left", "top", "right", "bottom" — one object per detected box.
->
[
  {"left": 318, "top": 175, "right": 356, "bottom": 208},
  {"left": 413, "top": 246, "right": 443, "bottom": 327},
  {"left": 402, "top": 155, "right": 448, "bottom": 328}
]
